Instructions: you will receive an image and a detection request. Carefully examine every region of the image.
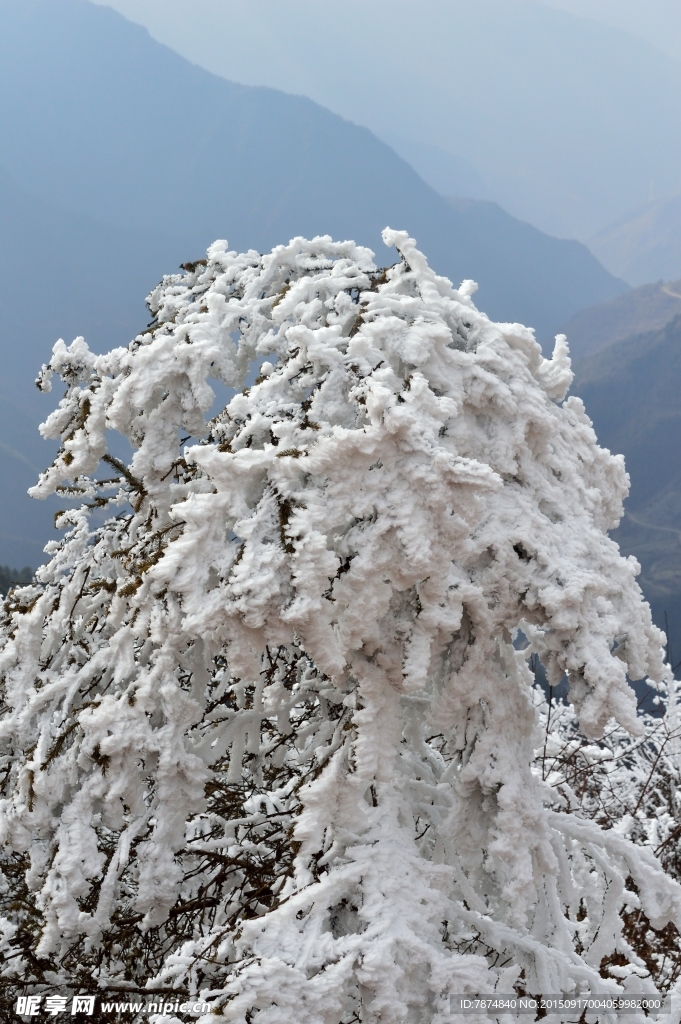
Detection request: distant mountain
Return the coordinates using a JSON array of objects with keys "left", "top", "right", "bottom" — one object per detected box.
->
[
  {"left": 588, "top": 194, "right": 681, "bottom": 285},
  {"left": 0, "top": 0, "right": 627, "bottom": 568},
  {"left": 0, "top": 0, "right": 626, "bottom": 336},
  {"left": 573, "top": 316, "right": 681, "bottom": 655},
  {"left": 101, "top": 0, "right": 681, "bottom": 239},
  {"left": 561, "top": 278, "right": 681, "bottom": 359}
]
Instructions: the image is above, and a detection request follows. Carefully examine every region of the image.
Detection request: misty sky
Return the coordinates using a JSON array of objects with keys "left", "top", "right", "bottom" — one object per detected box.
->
[
  {"left": 92, "top": 0, "right": 681, "bottom": 73},
  {"left": 544, "top": 0, "right": 681, "bottom": 58}
]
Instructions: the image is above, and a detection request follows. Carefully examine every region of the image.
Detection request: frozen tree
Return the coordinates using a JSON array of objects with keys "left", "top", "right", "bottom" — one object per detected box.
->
[{"left": 1, "top": 229, "right": 680, "bottom": 1022}]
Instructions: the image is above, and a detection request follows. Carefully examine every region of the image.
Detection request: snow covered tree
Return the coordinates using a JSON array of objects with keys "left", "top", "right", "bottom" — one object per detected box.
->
[{"left": 1, "top": 229, "right": 680, "bottom": 1022}]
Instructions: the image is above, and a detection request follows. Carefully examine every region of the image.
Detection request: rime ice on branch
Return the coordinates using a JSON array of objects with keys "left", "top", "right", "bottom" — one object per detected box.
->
[{"left": 0, "top": 230, "right": 679, "bottom": 1022}]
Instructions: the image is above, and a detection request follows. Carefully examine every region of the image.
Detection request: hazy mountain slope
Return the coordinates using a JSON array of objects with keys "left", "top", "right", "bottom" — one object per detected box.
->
[
  {"left": 573, "top": 317, "right": 681, "bottom": 651},
  {"left": 382, "top": 135, "right": 492, "bottom": 202},
  {"left": 588, "top": 194, "right": 681, "bottom": 285},
  {"left": 91, "top": 0, "right": 681, "bottom": 240},
  {"left": 561, "top": 278, "right": 681, "bottom": 359},
  {"left": 0, "top": 0, "right": 626, "bottom": 339},
  {"left": 0, "top": 166, "right": 185, "bottom": 566}
]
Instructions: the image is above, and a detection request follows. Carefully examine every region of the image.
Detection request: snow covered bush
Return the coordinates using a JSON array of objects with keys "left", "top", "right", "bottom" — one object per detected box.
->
[
  {"left": 532, "top": 670, "right": 681, "bottom": 994},
  {"left": 1, "top": 229, "right": 680, "bottom": 1021}
]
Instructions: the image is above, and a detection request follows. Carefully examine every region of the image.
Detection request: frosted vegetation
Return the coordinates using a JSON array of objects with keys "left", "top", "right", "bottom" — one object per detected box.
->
[{"left": 0, "top": 231, "right": 679, "bottom": 1022}]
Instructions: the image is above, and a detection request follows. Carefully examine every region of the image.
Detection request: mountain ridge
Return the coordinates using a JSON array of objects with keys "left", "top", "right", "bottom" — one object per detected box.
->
[
  {"left": 561, "top": 278, "right": 681, "bottom": 359},
  {"left": 0, "top": 0, "right": 628, "bottom": 567},
  {"left": 0, "top": 0, "right": 627, "bottom": 336},
  {"left": 89, "top": 0, "right": 681, "bottom": 239}
]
